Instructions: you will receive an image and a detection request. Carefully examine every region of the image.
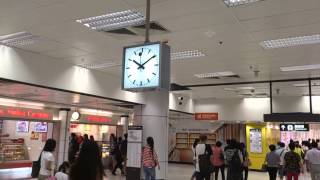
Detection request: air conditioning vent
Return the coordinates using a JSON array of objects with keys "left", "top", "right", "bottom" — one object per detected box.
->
[
  {"left": 104, "top": 28, "right": 138, "bottom": 36},
  {"left": 202, "top": 75, "right": 240, "bottom": 79}
]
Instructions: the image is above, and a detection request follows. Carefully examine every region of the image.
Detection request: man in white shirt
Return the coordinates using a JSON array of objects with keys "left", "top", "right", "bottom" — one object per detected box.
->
[
  {"left": 194, "top": 134, "right": 213, "bottom": 180},
  {"left": 305, "top": 142, "right": 320, "bottom": 180},
  {"left": 275, "top": 142, "right": 288, "bottom": 180}
]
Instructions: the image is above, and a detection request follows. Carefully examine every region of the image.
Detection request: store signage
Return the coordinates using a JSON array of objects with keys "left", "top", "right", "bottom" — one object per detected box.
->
[
  {"left": 195, "top": 113, "right": 219, "bottom": 120},
  {"left": 84, "top": 115, "right": 112, "bottom": 123},
  {"left": 280, "top": 124, "right": 309, "bottom": 131},
  {"left": 0, "top": 106, "right": 53, "bottom": 120}
]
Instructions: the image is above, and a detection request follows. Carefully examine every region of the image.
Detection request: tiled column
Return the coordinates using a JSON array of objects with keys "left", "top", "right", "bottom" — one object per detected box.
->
[{"left": 57, "top": 110, "right": 70, "bottom": 166}]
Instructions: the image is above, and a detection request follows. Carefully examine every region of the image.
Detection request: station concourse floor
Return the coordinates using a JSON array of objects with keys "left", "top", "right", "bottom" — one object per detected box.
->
[{"left": 0, "top": 164, "right": 312, "bottom": 180}]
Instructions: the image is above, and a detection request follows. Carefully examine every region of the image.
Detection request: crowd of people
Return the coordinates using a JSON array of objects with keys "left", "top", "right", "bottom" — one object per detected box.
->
[
  {"left": 265, "top": 139, "right": 320, "bottom": 180},
  {"left": 192, "top": 136, "right": 320, "bottom": 180},
  {"left": 192, "top": 136, "right": 250, "bottom": 180},
  {"left": 32, "top": 133, "right": 131, "bottom": 180},
  {"left": 33, "top": 133, "right": 160, "bottom": 180}
]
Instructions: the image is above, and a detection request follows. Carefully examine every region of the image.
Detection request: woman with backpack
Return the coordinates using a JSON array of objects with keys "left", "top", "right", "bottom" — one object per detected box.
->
[
  {"left": 211, "top": 141, "right": 225, "bottom": 180},
  {"left": 194, "top": 134, "right": 213, "bottom": 180},
  {"left": 142, "top": 136, "right": 160, "bottom": 180}
]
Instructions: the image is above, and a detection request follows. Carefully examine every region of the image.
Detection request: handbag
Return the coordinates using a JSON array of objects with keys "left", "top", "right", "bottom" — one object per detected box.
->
[
  {"left": 31, "top": 152, "right": 42, "bottom": 178},
  {"left": 198, "top": 144, "right": 214, "bottom": 174},
  {"left": 261, "top": 164, "right": 268, "bottom": 171}
]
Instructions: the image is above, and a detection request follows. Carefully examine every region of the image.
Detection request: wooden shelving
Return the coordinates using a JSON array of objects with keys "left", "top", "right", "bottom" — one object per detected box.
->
[{"left": 176, "top": 132, "right": 217, "bottom": 149}]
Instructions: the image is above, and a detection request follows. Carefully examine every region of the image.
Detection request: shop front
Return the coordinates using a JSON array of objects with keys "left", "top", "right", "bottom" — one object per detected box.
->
[
  {"left": 69, "top": 111, "right": 126, "bottom": 160},
  {"left": 0, "top": 105, "right": 58, "bottom": 169}
]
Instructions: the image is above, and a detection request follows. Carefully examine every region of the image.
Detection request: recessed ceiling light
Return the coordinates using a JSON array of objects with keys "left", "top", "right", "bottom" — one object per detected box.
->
[
  {"left": 260, "top": 34, "right": 320, "bottom": 49},
  {"left": 171, "top": 50, "right": 205, "bottom": 60},
  {"left": 223, "top": 0, "right": 264, "bottom": 7},
  {"left": 76, "top": 10, "right": 145, "bottom": 31},
  {"left": 195, "top": 71, "right": 237, "bottom": 79},
  {"left": 78, "top": 61, "right": 120, "bottom": 69},
  {"left": 0, "top": 31, "right": 38, "bottom": 47},
  {"left": 281, "top": 64, "right": 320, "bottom": 72}
]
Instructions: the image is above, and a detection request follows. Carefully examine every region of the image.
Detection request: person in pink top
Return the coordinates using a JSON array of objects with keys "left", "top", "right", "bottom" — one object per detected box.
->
[{"left": 211, "top": 141, "right": 225, "bottom": 180}]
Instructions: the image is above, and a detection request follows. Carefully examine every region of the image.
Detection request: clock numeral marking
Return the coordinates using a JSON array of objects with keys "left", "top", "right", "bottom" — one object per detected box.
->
[
  {"left": 154, "top": 64, "right": 159, "bottom": 66},
  {"left": 140, "top": 81, "right": 142, "bottom": 86},
  {"left": 142, "top": 48, "right": 143, "bottom": 53},
  {"left": 147, "top": 78, "right": 150, "bottom": 83},
  {"left": 152, "top": 72, "right": 157, "bottom": 76},
  {"left": 126, "top": 67, "right": 130, "bottom": 69},
  {"left": 128, "top": 75, "right": 132, "bottom": 78},
  {"left": 128, "top": 59, "right": 133, "bottom": 61},
  {"left": 148, "top": 49, "right": 151, "bottom": 54},
  {"left": 133, "top": 80, "right": 136, "bottom": 84},
  {"left": 134, "top": 51, "right": 137, "bottom": 55}
]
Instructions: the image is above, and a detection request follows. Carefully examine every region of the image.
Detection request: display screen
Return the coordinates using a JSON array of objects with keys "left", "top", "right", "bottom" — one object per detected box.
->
[
  {"left": 16, "top": 121, "right": 29, "bottom": 133},
  {"left": 34, "top": 122, "right": 48, "bottom": 133}
]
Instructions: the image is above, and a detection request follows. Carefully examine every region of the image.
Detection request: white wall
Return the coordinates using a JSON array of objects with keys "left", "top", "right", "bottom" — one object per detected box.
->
[
  {"left": 195, "top": 96, "right": 320, "bottom": 122},
  {"left": 0, "top": 45, "right": 144, "bottom": 104}
]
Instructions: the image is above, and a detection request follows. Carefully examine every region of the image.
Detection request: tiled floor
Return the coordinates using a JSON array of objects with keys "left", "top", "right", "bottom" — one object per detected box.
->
[{"left": 0, "top": 164, "right": 312, "bottom": 180}]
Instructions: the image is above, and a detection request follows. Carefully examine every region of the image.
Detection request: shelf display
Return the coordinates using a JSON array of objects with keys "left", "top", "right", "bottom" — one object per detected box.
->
[
  {"left": 175, "top": 132, "right": 217, "bottom": 150},
  {"left": 0, "top": 139, "right": 28, "bottom": 162}
]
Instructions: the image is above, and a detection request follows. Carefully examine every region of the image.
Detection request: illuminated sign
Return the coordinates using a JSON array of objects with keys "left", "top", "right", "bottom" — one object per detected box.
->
[
  {"left": 195, "top": 113, "right": 219, "bottom": 121},
  {"left": 0, "top": 106, "right": 53, "bottom": 120},
  {"left": 280, "top": 124, "right": 309, "bottom": 131},
  {"left": 84, "top": 115, "right": 112, "bottom": 123}
]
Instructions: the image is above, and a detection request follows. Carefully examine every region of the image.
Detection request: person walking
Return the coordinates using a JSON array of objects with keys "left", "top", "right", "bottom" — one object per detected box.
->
[
  {"left": 305, "top": 141, "right": 320, "bottom": 180},
  {"left": 225, "top": 140, "right": 243, "bottom": 180},
  {"left": 265, "top": 144, "right": 280, "bottom": 180},
  {"left": 241, "top": 143, "right": 250, "bottom": 180},
  {"left": 275, "top": 142, "right": 287, "bottom": 180},
  {"left": 69, "top": 141, "right": 105, "bottom": 180},
  {"left": 38, "top": 139, "right": 56, "bottom": 180},
  {"left": 120, "top": 133, "right": 128, "bottom": 175},
  {"left": 191, "top": 138, "right": 200, "bottom": 180},
  {"left": 284, "top": 143, "right": 303, "bottom": 180},
  {"left": 142, "top": 137, "right": 160, "bottom": 180},
  {"left": 194, "top": 134, "right": 213, "bottom": 180},
  {"left": 212, "top": 141, "right": 225, "bottom": 180},
  {"left": 112, "top": 137, "right": 124, "bottom": 175},
  {"left": 68, "top": 133, "right": 79, "bottom": 164}
]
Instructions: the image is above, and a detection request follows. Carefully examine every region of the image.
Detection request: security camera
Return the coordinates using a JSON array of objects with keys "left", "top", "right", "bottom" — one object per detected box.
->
[{"left": 178, "top": 96, "right": 184, "bottom": 101}]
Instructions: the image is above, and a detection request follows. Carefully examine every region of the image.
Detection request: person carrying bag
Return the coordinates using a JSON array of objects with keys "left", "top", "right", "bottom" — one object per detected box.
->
[{"left": 195, "top": 134, "right": 213, "bottom": 180}]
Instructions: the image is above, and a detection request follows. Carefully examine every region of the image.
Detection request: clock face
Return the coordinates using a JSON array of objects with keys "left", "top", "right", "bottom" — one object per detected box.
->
[{"left": 123, "top": 43, "right": 161, "bottom": 89}]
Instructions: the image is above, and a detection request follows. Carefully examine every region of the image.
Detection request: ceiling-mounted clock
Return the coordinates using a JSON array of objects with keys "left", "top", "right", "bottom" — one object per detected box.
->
[{"left": 122, "top": 42, "right": 170, "bottom": 91}]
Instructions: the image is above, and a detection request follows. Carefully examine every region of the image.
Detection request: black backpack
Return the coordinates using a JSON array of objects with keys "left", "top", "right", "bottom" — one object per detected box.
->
[
  {"left": 198, "top": 144, "right": 214, "bottom": 174},
  {"left": 230, "top": 150, "right": 242, "bottom": 170}
]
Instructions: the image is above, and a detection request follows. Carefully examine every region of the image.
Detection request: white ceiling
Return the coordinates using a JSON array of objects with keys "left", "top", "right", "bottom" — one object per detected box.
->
[{"left": 1, "top": 0, "right": 320, "bottom": 99}]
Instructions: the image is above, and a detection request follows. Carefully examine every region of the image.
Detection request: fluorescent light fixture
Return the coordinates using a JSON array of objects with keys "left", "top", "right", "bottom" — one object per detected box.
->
[
  {"left": 260, "top": 34, "right": 320, "bottom": 49},
  {"left": 0, "top": 31, "right": 38, "bottom": 47},
  {"left": 294, "top": 83, "right": 320, "bottom": 87},
  {"left": 195, "top": 71, "right": 237, "bottom": 79},
  {"left": 79, "top": 108, "right": 113, "bottom": 117},
  {"left": 281, "top": 64, "right": 320, "bottom": 72},
  {"left": 76, "top": 10, "right": 145, "bottom": 31},
  {"left": 223, "top": 0, "right": 263, "bottom": 7},
  {"left": 0, "top": 98, "right": 44, "bottom": 109},
  {"left": 224, "top": 87, "right": 255, "bottom": 91},
  {"left": 171, "top": 50, "right": 205, "bottom": 60},
  {"left": 78, "top": 61, "right": 120, "bottom": 69}
]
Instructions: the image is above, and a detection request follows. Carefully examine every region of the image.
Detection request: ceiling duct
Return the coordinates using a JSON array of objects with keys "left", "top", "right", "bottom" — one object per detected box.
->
[{"left": 264, "top": 113, "right": 320, "bottom": 122}]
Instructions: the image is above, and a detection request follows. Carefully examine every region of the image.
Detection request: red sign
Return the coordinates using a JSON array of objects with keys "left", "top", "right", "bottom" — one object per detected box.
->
[
  {"left": 0, "top": 106, "right": 53, "bottom": 120},
  {"left": 195, "top": 113, "right": 219, "bottom": 121},
  {"left": 85, "top": 115, "right": 112, "bottom": 123}
]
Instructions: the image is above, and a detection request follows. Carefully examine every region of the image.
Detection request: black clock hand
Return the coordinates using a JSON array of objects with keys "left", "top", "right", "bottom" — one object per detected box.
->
[
  {"left": 139, "top": 55, "right": 156, "bottom": 69},
  {"left": 132, "top": 60, "right": 144, "bottom": 69}
]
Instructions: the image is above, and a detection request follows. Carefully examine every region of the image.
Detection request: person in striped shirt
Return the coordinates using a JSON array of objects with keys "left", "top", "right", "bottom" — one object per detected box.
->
[{"left": 142, "top": 137, "right": 160, "bottom": 180}]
